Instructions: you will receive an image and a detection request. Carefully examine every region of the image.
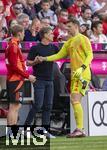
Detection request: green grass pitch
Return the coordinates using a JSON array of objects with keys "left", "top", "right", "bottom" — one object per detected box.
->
[
  {"left": 0, "top": 136, "right": 107, "bottom": 150},
  {"left": 51, "top": 136, "right": 107, "bottom": 150}
]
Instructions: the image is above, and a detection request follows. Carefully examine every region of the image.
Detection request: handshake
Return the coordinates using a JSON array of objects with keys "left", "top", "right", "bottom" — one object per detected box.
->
[
  {"left": 34, "top": 56, "right": 47, "bottom": 64},
  {"left": 26, "top": 56, "right": 47, "bottom": 83}
]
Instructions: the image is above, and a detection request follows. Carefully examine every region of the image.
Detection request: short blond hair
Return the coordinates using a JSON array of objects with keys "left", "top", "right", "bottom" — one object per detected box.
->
[{"left": 11, "top": 24, "right": 24, "bottom": 36}]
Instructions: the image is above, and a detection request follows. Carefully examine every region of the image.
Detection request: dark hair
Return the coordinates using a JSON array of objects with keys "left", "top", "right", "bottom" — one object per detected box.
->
[
  {"left": 39, "top": 27, "right": 52, "bottom": 39},
  {"left": 1, "top": 27, "right": 8, "bottom": 34},
  {"left": 12, "top": 2, "right": 24, "bottom": 9},
  {"left": 60, "top": 9, "right": 68, "bottom": 13},
  {"left": 91, "top": 21, "right": 102, "bottom": 31},
  {"left": 80, "top": 23, "right": 89, "bottom": 30},
  {"left": 41, "top": 0, "right": 50, "bottom": 4},
  {"left": 67, "top": 16, "right": 80, "bottom": 26},
  {"left": 11, "top": 24, "right": 24, "bottom": 36},
  {"left": 91, "top": 12, "right": 102, "bottom": 20},
  {"left": 81, "top": 6, "right": 92, "bottom": 14}
]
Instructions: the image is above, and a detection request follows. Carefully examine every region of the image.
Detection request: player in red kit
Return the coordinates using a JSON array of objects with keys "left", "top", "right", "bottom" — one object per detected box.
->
[{"left": 5, "top": 24, "right": 36, "bottom": 126}]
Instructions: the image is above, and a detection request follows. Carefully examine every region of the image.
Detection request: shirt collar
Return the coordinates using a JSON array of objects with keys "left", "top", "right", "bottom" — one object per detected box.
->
[{"left": 11, "top": 37, "right": 20, "bottom": 45}]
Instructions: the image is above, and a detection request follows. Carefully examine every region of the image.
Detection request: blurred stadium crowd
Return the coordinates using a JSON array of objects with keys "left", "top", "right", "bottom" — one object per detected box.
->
[{"left": 0, "top": 0, "right": 107, "bottom": 43}]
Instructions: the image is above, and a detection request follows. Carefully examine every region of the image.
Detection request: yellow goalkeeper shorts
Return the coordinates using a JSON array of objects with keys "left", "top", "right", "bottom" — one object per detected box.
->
[{"left": 70, "top": 78, "right": 90, "bottom": 96}]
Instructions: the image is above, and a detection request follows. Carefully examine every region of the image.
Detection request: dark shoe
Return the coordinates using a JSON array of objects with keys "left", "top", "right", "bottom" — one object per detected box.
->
[
  {"left": 34, "top": 127, "right": 56, "bottom": 139},
  {"left": 66, "top": 128, "right": 86, "bottom": 138}
]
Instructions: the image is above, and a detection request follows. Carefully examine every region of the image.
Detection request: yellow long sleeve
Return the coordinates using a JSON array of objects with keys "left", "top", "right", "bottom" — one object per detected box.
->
[
  {"left": 47, "top": 41, "right": 69, "bottom": 61},
  {"left": 81, "top": 36, "right": 93, "bottom": 67},
  {"left": 46, "top": 33, "right": 93, "bottom": 81}
]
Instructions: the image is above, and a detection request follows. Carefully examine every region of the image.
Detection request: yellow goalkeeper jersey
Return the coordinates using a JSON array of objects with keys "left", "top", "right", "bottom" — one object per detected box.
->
[{"left": 47, "top": 33, "right": 93, "bottom": 80}]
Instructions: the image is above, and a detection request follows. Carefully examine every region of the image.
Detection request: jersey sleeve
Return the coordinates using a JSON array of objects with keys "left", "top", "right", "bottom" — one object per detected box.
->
[
  {"left": 47, "top": 41, "right": 69, "bottom": 61},
  {"left": 8, "top": 44, "right": 29, "bottom": 78},
  {"left": 81, "top": 36, "right": 93, "bottom": 67}
]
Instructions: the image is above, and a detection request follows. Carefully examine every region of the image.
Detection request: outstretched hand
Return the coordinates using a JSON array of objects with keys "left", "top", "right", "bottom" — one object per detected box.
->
[
  {"left": 29, "top": 75, "right": 36, "bottom": 83},
  {"left": 34, "top": 56, "right": 41, "bottom": 64},
  {"left": 35, "top": 56, "right": 47, "bottom": 63}
]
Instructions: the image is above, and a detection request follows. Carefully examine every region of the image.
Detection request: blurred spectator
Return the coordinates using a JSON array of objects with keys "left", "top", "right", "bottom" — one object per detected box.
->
[
  {"left": 58, "top": 9, "right": 69, "bottom": 23},
  {"left": 2, "top": 0, "right": 16, "bottom": 6},
  {"left": 89, "top": 0, "right": 102, "bottom": 13},
  {"left": 91, "top": 12, "right": 102, "bottom": 22},
  {"left": 24, "top": 17, "right": 41, "bottom": 41},
  {"left": 34, "top": 0, "right": 41, "bottom": 12},
  {"left": 89, "top": 0, "right": 107, "bottom": 14},
  {"left": 7, "top": 19, "right": 18, "bottom": 37},
  {"left": 9, "top": 19, "right": 18, "bottom": 28},
  {"left": 38, "top": 0, "right": 58, "bottom": 27},
  {"left": 91, "top": 12, "right": 105, "bottom": 35},
  {"left": 41, "top": 17, "right": 51, "bottom": 28},
  {"left": 61, "top": 0, "right": 74, "bottom": 9},
  {"left": 67, "top": 0, "right": 83, "bottom": 18},
  {"left": 78, "top": 7, "right": 92, "bottom": 28},
  {"left": 0, "top": 0, "right": 9, "bottom": 29},
  {"left": 80, "top": 23, "right": 91, "bottom": 37},
  {"left": 6, "top": 2, "right": 24, "bottom": 24},
  {"left": 12, "top": 2, "right": 24, "bottom": 17},
  {"left": 17, "top": 13, "right": 31, "bottom": 30},
  {"left": 90, "top": 21, "right": 107, "bottom": 43},
  {"left": 53, "top": 23, "right": 68, "bottom": 42},
  {"left": 82, "top": 0, "right": 90, "bottom": 7},
  {"left": 82, "top": 0, "right": 91, "bottom": 11},
  {"left": 50, "top": 0, "right": 62, "bottom": 14},
  {"left": 0, "top": 27, "right": 8, "bottom": 41},
  {"left": 102, "top": 14, "right": 107, "bottom": 35},
  {"left": 23, "top": 0, "right": 40, "bottom": 20},
  {"left": 16, "top": 0, "right": 27, "bottom": 8},
  {"left": 53, "top": 9, "right": 68, "bottom": 42}
]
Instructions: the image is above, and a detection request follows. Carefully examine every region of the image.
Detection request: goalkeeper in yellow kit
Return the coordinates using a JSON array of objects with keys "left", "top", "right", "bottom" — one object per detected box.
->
[{"left": 37, "top": 17, "right": 93, "bottom": 138}]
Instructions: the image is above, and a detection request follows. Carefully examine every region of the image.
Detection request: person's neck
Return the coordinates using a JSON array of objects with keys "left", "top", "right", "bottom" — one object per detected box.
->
[
  {"left": 82, "top": 17, "right": 88, "bottom": 22},
  {"left": 14, "top": 36, "right": 20, "bottom": 41},
  {"left": 41, "top": 39, "right": 50, "bottom": 45},
  {"left": 31, "top": 30, "right": 38, "bottom": 36},
  {"left": 93, "top": 32, "right": 99, "bottom": 37},
  {"left": 72, "top": 30, "right": 79, "bottom": 37},
  {"left": 43, "top": 9, "right": 49, "bottom": 13}
]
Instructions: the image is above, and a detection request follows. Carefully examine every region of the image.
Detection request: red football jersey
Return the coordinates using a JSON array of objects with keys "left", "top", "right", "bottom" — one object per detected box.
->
[{"left": 5, "top": 37, "right": 29, "bottom": 81}]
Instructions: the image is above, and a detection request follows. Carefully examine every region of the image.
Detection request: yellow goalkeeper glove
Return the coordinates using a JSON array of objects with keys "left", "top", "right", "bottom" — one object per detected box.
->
[
  {"left": 73, "top": 67, "right": 83, "bottom": 78},
  {"left": 73, "top": 65, "right": 86, "bottom": 78}
]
